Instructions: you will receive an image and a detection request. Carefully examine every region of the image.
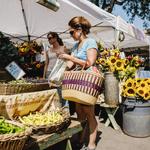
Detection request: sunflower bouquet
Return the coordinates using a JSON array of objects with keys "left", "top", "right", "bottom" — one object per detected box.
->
[
  {"left": 17, "top": 41, "right": 42, "bottom": 56},
  {"left": 122, "top": 78, "right": 150, "bottom": 100},
  {"left": 96, "top": 47, "right": 143, "bottom": 81}
]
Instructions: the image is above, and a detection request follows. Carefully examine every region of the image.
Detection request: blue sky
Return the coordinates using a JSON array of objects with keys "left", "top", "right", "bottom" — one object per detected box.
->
[{"left": 112, "top": 5, "right": 149, "bottom": 30}]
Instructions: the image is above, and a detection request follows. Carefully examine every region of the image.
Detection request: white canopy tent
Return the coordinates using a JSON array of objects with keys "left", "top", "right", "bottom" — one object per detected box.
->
[{"left": 0, "top": 0, "right": 149, "bottom": 48}]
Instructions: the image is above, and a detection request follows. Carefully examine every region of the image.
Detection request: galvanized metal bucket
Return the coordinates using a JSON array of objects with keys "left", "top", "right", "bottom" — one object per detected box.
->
[
  {"left": 123, "top": 97, "right": 150, "bottom": 137},
  {"left": 104, "top": 72, "right": 119, "bottom": 106}
]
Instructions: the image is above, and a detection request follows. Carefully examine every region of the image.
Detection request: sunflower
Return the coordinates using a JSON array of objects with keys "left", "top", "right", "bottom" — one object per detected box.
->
[
  {"left": 108, "top": 56, "right": 118, "bottom": 65},
  {"left": 101, "top": 49, "right": 109, "bottom": 56},
  {"left": 136, "top": 87, "right": 145, "bottom": 97},
  {"left": 99, "top": 58, "right": 107, "bottom": 65},
  {"left": 36, "top": 63, "right": 41, "bottom": 68},
  {"left": 139, "top": 80, "right": 148, "bottom": 88},
  {"left": 146, "top": 79, "right": 150, "bottom": 85},
  {"left": 115, "top": 59, "right": 124, "bottom": 71},
  {"left": 124, "top": 59, "right": 129, "bottom": 66},
  {"left": 135, "top": 78, "right": 142, "bottom": 83},
  {"left": 144, "top": 91, "right": 150, "bottom": 100},
  {"left": 125, "top": 87, "right": 135, "bottom": 97},
  {"left": 133, "top": 56, "right": 140, "bottom": 61},
  {"left": 135, "top": 78, "right": 141, "bottom": 87},
  {"left": 134, "top": 61, "right": 140, "bottom": 67},
  {"left": 125, "top": 78, "right": 135, "bottom": 88},
  {"left": 143, "top": 78, "right": 148, "bottom": 82},
  {"left": 110, "top": 49, "right": 120, "bottom": 56}
]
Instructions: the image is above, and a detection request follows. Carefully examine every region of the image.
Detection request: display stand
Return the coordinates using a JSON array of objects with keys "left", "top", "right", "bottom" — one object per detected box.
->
[
  {"left": 24, "top": 120, "right": 82, "bottom": 150},
  {"left": 98, "top": 102, "right": 120, "bottom": 130}
]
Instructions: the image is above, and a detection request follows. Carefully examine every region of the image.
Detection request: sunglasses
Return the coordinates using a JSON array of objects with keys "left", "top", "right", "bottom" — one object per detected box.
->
[
  {"left": 69, "top": 31, "right": 74, "bottom": 36},
  {"left": 48, "top": 36, "right": 54, "bottom": 40}
]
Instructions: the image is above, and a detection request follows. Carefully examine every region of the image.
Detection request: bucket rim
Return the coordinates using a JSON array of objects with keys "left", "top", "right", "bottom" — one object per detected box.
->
[{"left": 123, "top": 97, "right": 150, "bottom": 107}]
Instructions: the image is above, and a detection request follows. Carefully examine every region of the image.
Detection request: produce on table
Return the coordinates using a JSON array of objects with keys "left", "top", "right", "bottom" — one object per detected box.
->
[
  {"left": 19, "top": 111, "right": 64, "bottom": 126},
  {"left": 0, "top": 117, "right": 24, "bottom": 134},
  {"left": 0, "top": 79, "right": 31, "bottom": 84},
  {"left": 8, "top": 79, "right": 31, "bottom": 84}
]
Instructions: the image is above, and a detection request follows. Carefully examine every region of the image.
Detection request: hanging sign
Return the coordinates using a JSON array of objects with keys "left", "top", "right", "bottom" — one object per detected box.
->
[{"left": 5, "top": 61, "right": 25, "bottom": 80}]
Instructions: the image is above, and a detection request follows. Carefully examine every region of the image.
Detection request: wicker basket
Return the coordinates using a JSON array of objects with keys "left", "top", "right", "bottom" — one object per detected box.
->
[
  {"left": 0, "top": 120, "right": 32, "bottom": 150},
  {"left": 0, "top": 81, "right": 50, "bottom": 95},
  {"left": 62, "top": 70, "right": 104, "bottom": 105},
  {"left": 19, "top": 109, "right": 71, "bottom": 135}
]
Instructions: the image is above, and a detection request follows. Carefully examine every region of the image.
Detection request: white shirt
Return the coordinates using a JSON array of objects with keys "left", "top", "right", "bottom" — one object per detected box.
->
[{"left": 46, "top": 46, "right": 65, "bottom": 71}]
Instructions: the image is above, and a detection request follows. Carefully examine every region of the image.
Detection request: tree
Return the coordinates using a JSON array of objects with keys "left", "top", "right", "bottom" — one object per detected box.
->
[
  {"left": 89, "top": 0, "right": 150, "bottom": 27},
  {"left": 0, "top": 32, "right": 19, "bottom": 68}
]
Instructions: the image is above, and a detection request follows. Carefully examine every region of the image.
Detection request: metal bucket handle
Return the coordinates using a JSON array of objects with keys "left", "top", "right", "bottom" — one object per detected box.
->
[
  {"left": 123, "top": 100, "right": 136, "bottom": 113},
  {"left": 126, "top": 100, "right": 136, "bottom": 109}
]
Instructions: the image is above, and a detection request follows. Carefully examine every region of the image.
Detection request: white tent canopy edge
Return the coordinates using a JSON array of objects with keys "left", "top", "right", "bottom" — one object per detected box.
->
[{"left": 0, "top": 0, "right": 149, "bottom": 48}]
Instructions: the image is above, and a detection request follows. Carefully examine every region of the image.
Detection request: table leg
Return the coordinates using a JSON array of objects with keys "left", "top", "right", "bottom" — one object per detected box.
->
[
  {"left": 104, "top": 107, "right": 120, "bottom": 130},
  {"left": 105, "top": 107, "right": 118, "bottom": 126},
  {"left": 65, "top": 139, "right": 72, "bottom": 150}
]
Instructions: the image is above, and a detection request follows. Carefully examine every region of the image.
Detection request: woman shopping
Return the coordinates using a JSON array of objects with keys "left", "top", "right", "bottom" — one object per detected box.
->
[
  {"left": 59, "top": 16, "right": 98, "bottom": 150},
  {"left": 43, "top": 32, "right": 65, "bottom": 79}
]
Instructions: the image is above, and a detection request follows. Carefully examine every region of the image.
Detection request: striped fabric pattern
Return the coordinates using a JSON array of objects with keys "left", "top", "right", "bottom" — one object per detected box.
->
[{"left": 62, "top": 71, "right": 104, "bottom": 98}]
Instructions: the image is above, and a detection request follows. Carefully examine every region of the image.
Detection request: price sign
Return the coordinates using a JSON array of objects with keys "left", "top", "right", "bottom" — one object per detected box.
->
[{"left": 5, "top": 61, "right": 25, "bottom": 80}]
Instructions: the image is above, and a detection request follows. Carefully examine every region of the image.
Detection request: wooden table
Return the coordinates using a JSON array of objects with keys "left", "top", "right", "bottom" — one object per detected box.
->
[
  {"left": 98, "top": 102, "right": 120, "bottom": 130},
  {"left": 24, "top": 120, "right": 82, "bottom": 150}
]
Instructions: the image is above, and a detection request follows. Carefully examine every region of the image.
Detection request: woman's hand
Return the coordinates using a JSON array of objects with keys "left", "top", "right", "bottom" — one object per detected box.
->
[
  {"left": 59, "top": 54, "right": 72, "bottom": 60},
  {"left": 59, "top": 54, "right": 86, "bottom": 68}
]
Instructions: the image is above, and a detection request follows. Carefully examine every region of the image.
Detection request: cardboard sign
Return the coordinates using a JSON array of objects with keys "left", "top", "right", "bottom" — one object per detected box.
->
[{"left": 5, "top": 61, "right": 25, "bottom": 80}]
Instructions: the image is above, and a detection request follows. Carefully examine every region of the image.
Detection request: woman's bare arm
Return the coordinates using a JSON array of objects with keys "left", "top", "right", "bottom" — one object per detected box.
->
[
  {"left": 59, "top": 48, "right": 97, "bottom": 68},
  {"left": 43, "top": 51, "right": 49, "bottom": 78}
]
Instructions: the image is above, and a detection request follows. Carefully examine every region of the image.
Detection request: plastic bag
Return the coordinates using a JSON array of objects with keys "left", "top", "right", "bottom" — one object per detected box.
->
[{"left": 48, "top": 58, "right": 67, "bottom": 85}]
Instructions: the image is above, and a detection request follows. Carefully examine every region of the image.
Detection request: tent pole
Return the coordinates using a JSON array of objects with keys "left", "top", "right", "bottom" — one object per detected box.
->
[
  {"left": 114, "top": 28, "right": 120, "bottom": 48},
  {"left": 20, "top": 0, "right": 30, "bottom": 41}
]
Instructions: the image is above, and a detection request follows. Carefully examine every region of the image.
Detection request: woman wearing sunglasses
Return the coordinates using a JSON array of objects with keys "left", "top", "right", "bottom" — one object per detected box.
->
[
  {"left": 43, "top": 32, "right": 65, "bottom": 79},
  {"left": 59, "top": 16, "right": 98, "bottom": 150}
]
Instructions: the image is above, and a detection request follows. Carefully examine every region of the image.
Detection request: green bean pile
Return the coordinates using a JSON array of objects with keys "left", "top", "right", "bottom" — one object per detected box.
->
[
  {"left": 0, "top": 117, "right": 24, "bottom": 134},
  {"left": 8, "top": 79, "right": 31, "bottom": 84},
  {"left": 19, "top": 111, "right": 64, "bottom": 126}
]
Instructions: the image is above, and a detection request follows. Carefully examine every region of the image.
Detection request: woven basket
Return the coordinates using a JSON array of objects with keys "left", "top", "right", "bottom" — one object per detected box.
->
[
  {"left": 0, "top": 81, "right": 50, "bottom": 95},
  {"left": 19, "top": 109, "right": 71, "bottom": 135},
  {"left": 0, "top": 120, "right": 32, "bottom": 150},
  {"left": 62, "top": 70, "right": 104, "bottom": 105}
]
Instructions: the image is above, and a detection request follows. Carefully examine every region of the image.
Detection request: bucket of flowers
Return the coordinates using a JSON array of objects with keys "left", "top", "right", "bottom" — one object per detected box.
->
[
  {"left": 96, "top": 42, "right": 144, "bottom": 104},
  {"left": 121, "top": 77, "right": 150, "bottom": 138}
]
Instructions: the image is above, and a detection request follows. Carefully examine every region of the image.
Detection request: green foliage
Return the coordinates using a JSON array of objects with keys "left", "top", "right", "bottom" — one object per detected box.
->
[
  {"left": 122, "top": 0, "right": 150, "bottom": 27},
  {"left": 0, "top": 32, "right": 19, "bottom": 68},
  {"left": 89, "top": 0, "right": 150, "bottom": 28}
]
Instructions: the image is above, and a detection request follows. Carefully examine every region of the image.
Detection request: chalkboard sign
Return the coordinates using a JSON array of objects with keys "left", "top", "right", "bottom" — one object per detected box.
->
[{"left": 5, "top": 61, "right": 25, "bottom": 80}]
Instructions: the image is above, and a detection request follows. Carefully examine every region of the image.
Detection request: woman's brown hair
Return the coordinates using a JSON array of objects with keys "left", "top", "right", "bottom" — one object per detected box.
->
[
  {"left": 47, "top": 32, "right": 64, "bottom": 46},
  {"left": 68, "top": 16, "right": 91, "bottom": 34}
]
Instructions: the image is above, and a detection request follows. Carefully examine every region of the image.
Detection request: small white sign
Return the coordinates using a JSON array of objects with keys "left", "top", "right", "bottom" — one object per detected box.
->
[{"left": 5, "top": 61, "right": 25, "bottom": 80}]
